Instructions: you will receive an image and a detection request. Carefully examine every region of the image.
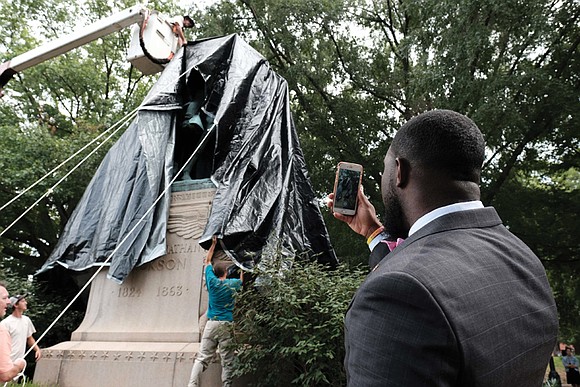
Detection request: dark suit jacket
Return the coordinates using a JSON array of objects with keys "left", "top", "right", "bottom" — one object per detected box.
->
[{"left": 344, "top": 207, "right": 558, "bottom": 386}]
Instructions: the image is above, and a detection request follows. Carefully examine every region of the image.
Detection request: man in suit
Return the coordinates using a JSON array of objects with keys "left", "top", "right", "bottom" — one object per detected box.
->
[{"left": 330, "top": 110, "right": 558, "bottom": 386}]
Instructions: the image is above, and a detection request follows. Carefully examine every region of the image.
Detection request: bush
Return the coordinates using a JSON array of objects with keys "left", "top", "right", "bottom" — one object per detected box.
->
[
  {"left": 543, "top": 377, "right": 562, "bottom": 387},
  {"left": 229, "top": 258, "right": 366, "bottom": 386},
  {"left": 3, "top": 378, "right": 58, "bottom": 386}
]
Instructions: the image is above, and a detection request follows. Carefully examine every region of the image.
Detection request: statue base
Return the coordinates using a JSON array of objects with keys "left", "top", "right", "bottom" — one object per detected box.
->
[
  {"left": 33, "top": 341, "right": 226, "bottom": 386},
  {"left": 34, "top": 185, "right": 248, "bottom": 386}
]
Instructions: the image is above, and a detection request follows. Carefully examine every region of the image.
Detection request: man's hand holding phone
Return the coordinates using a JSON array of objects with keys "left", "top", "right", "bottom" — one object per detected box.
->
[{"left": 328, "top": 184, "right": 383, "bottom": 241}]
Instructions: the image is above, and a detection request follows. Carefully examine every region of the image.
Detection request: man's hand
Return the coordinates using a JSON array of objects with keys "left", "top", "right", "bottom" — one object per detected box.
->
[
  {"left": 34, "top": 347, "right": 42, "bottom": 360},
  {"left": 327, "top": 186, "right": 383, "bottom": 239},
  {"left": 14, "top": 358, "right": 26, "bottom": 372},
  {"left": 205, "top": 236, "right": 217, "bottom": 265},
  {"left": 0, "top": 359, "right": 26, "bottom": 383},
  {"left": 12, "top": 358, "right": 26, "bottom": 382}
]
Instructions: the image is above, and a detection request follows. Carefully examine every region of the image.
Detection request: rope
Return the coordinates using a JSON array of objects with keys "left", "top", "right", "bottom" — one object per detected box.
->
[
  {"left": 16, "top": 53, "right": 213, "bottom": 358},
  {"left": 0, "top": 115, "right": 132, "bottom": 239},
  {"left": 0, "top": 48, "right": 191, "bottom": 238},
  {"left": 0, "top": 109, "right": 137, "bottom": 233},
  {"left": 1, "top": 19, "right": 202, "bottom": 387},
  {"left": 22, "top": 121, "right": 217, "bottom": 360},
  {"left": 2, "top": 360, "right": 26, "bottom": 386},
  {"left": 2, "top": 50, "right": 203, "bottom": 372},
  {"left": 0, "top": 123, "right": 118, "bottom": 213},
  {"left": 138, "top": 10, "right": 178, "bottom": 65}
]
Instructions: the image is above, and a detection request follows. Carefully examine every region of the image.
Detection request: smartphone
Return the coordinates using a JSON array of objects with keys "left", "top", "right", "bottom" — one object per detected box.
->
[{"left": 332, "top": 162, "right": 363, "bottom": 216}]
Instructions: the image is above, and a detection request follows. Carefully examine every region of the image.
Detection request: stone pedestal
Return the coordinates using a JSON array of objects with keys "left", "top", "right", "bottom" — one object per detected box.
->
[{"left": 34, "top": 183, "right": 242, "bottom": 387}]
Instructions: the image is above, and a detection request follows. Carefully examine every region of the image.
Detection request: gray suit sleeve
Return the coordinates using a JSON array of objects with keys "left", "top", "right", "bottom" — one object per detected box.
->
[{"left": 345, "top": 271, "right": 460, "bottom": 386}]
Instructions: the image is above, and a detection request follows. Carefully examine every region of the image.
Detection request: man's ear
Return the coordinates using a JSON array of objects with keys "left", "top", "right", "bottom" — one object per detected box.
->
[{"left": 395, "top": 157, "right": 410, "bottom": 188}]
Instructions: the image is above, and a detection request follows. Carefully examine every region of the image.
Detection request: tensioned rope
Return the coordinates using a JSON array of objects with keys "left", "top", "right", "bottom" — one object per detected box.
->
[
  {"left": 0, "top": 12, "right": 192, "bottom": 216},
  {"left": 0, "top": 116, "right": 131, "bottom": 239},
  {"left": 0, "top": 118, "right": 123, "bottom": 213},
  {"left": 5, "top": 124, "right": 216, "bottom": 385},
  {"left": 22, "top": 121, "right": 217, "bottom": 359},
  {"left": 3, "top": 55, "right": 209, "bottom": 381},
  {"left": 1, "top": 111, "right": 139, "bottom": 386},
  {"left": 0, "top": 59, "right": 191, "bottom": 238}
]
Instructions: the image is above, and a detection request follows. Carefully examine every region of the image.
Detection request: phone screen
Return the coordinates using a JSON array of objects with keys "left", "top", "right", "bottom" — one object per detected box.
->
[{"left": 334, "top": 164, "right": 362, "bottom": 214}]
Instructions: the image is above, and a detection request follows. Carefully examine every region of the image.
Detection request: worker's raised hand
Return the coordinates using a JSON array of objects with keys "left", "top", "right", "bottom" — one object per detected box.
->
[
  {"left": 327, "top": 186, "right": 382, "bottom": 239},
  {"left": 204, "top": 236, "right": 217, "bottom": 265}
]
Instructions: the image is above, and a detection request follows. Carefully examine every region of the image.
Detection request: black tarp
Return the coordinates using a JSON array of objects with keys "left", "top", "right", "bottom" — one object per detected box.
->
[{"left": 38, "top": 34, "right": 337, "bottom": 283}]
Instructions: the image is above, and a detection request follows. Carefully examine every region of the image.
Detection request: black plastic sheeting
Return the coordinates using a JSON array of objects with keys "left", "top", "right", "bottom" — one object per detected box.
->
[{"left": 38, "top": 34, "right": 338, "bottom": 283}]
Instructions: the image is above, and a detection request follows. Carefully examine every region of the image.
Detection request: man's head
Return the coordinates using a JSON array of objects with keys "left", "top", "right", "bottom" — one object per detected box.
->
[
  {"left": 212, "top": 250, "right": 229, "bottom": 279},
  {"left": 183, "top": 16, "right": 194, "bottom": 28},
  {"left": 381, "top": 110, "right": 485, "bottom": 238},
  {"left": 0, "top": 282, "right": 9, "bottom": 318},
  {"left": 213, "top": 262, "right": 227, "bottom": 279},
  {"left": 10, "top": 294, "right": 28, "bottom": 312}
]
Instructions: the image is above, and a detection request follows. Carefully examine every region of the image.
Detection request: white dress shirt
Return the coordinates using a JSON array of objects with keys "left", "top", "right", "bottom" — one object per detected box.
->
[{"left": 369, "top": 201, "right": 484, "bottom": 250}]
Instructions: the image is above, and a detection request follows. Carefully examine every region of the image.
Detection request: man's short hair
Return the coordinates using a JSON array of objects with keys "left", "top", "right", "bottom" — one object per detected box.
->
[
  {"left": 213, "top": 262, "right": 227, "bottom": 278},
  {"left": 392, "top": 109, "right": 485, "bottom": 183}
]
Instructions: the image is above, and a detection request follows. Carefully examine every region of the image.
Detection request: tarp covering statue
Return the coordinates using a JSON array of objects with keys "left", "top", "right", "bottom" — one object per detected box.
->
[{"left": 38, "top": 34, "right": 338, "bottom": 283}]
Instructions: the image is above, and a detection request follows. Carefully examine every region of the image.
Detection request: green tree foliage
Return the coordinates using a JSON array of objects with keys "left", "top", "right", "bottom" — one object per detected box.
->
[
  {"left": 0, "top": 0, "right": 186, "bottom": 255},
  {"left": 229, "top": 259, "right": 366, "bottom": 386},
  {"left": 194, "top": 0, "right": 579, "bottom": 341},
  {"left": 195, "top": 0, "right": 578, "bottom": 251}
]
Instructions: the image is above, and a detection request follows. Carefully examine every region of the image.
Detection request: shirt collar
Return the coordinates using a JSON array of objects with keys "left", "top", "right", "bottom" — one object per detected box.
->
[{"left": 408, "top": 201, "right": 484, "bottom": 236}]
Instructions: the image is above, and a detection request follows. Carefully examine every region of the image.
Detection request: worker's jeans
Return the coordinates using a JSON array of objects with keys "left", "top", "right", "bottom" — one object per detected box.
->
[{"left": 188, "top": 320, "right": 234, "bottom": 387}]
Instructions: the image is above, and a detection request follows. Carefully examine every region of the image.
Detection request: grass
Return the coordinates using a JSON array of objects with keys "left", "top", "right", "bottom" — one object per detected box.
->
[
  {"left": 3, "top": 381, "right": 58, "bottom": 387},
  {"left": 3, "top": 355, "right": 575, "bottom": 387}
]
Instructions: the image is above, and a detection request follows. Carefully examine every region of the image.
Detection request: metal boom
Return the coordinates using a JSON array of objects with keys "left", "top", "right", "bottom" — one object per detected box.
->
[{"left": 0, "top": 4, "right": 148, "bottom": 90}]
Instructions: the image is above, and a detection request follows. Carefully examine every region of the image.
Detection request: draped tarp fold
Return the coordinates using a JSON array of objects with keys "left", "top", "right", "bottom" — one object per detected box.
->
[{"left": 38, "top": 34, "right": 337, "bottom": 283}]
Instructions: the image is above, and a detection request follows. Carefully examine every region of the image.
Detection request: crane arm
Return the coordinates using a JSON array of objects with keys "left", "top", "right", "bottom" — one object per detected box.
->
[{"left": 0, "top": 4, "right": 148, "bottom": 90}]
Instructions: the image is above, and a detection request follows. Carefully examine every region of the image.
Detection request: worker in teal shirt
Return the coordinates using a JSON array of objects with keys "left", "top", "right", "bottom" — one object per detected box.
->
[{"left": 188, "top": 237, "right": 243, "bottom": 387}]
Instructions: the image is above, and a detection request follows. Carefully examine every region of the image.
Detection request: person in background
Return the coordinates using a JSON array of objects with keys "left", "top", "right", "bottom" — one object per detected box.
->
[
  {"left": 563, "top": 346, "right": 580, "bottom": 387},
  {"left": 187, "top": 237, "right": 243, "bottom": 387},
  {"left": 1, "top": 294, "right": 42, "bottom": 363},
  {"left": 329, "top": 109, "right": 558, "bottom": 386},
  {"left": 0, "top": 283, "right": 26, "bottom": 383}
]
